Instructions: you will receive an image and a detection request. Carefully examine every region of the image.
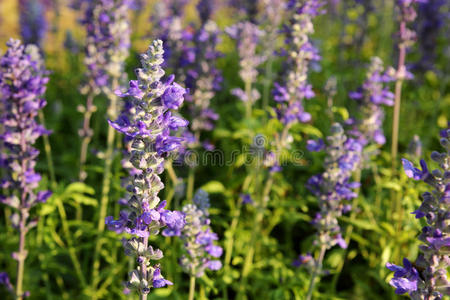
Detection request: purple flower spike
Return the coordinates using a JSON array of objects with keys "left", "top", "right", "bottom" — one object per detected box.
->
[
  {"left": 307, "top": 139, "right": 325, "bottom": 152},
  {"left": 273, "top": 0, "right": 324, "bottom": 126},
  {"left": 105, "top": 40, "right": 187, "bottom": 296},
  {"left": 347, "top": 57, "right": 394, "bottom": 155},
  {"left": 162, "top": 83, "right": 186, "bottom": 109},
  {"left": 301, "top": 123, "right": 362, "bottom": 260},
  {"left": 386, "top": 259, "right": 420, "bottom": 295},
  {"left": 78, "top": 0, "right": 131, "bottom": 95},
  {"left": 179, "top": 190, "right": 223, "bottom": 278},
  {"left": 0, "top": 39, "right": 51, "bottom": 299},
  {"left": 387, "top": 128, "right": 449, "bottom": 298},
  {"left": 19, "top": 0, "right": 48, "bottom": 48}
]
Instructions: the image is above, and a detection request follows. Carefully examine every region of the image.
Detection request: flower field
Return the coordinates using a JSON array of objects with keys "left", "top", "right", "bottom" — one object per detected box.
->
[{"left": 0, "top": 0, "right": 448, "bottom": 299}]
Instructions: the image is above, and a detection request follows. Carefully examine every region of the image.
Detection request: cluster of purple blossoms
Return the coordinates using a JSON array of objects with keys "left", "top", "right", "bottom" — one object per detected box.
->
[
  {"left": 273, "top": 0, "right": 324, "bottom": 125},
  {"left": 19, "top": 0, "right": 48, "bottom": 48},
  {"left": 386, "top": 128, "right": 449, "bottom": 299},
  {"left": 259, "top": 0, "right": 286, "bottom": 59},
  {"left": 180, "top": 2, "right": 222, "bottom": 150},
  {"left": 105, "top": 40, "right": 188, "bottom": 295},
  {"left": 150, "top": 0, "right": 189, "bottom": 69},
  {"left": 228, "top": 0, "right": 260, "bottom": 22},
  {"left": 227, "top": 22, "right": 265, "bottom": 107},
  {"left": 415, "top": 0, "right": 446, "bottom": 71},
  {"left": 0, "top": 39, "right": 51, "bottom": 297},
  {"left": 303, "top": 123, "right": 362, "bottom": 254},
  {"left": 80, "top": 0, "right": 131, "bottom": 95},
  {"left": 394, "top": 0, "right": 426, "bottom": 82},
  {"left": 178, "top": 190, "right": 223, "bottom": 277},
  {"left": 346, "top": 57, "right": 395, "bottom": 152}
]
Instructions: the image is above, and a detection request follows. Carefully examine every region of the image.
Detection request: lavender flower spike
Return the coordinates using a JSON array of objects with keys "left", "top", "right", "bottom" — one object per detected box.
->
[
  {"left": 75, "top": 0, "right": 131, "bottom": 181},
  {"left": 298, "top": 123, "right": 362, "bottom": 300},
  {"left": 181, "top": 19, "right": 222, "bottom": 150},
  {"left": 105, "top": 40, "right": 188, "bottom": 297},
  {"left": 179, "top": 190, "right": 223, "bottom": 277},
  {"left": 273, "top": 0, "right": 324, "bottom": 126},
  {"left": 346, "top": 56, "right": 395, "bottom": 162},
  {"left": 81, "top": 0, "right": 131, "bottom": 96},
  {"left": 387, "top": 128, "right": 450, "bottom": 299},
  {"left": 306, "top": 123, "right": 362, "bottom": 251},
  {"left": 226, "top": 21, "right": 264, "bottom": 118},
  {"left": 19, "top": 0, "right": 48, "bottom": 48},
  {"left": 0, "top": 38, "right": 51, "bottom": 299}
]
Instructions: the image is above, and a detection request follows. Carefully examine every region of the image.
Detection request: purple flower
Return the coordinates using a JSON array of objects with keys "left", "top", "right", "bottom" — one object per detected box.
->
[
  {"left": 152, "top": 268, "right": 173, "bottom": 288},
  {"left": 0, "top": 272, "right": 13, "bottom": 293},
  {"left": 305, "top": 123, "right": 362, "bottom": 251},
  {"left": 0, "top": 39, "right": 51, "bottom": 299},
  {"left": 402, "top": 158, "right": 429, "bottom": 180},
  {"left": 273, "top": 0, "right": 324, "bottom": 126},
  {"left": 307, "top": 139, "right": 325, "bottom": 152},
  {"left": 206, "top": 260, "right": 222, "bottom": 271},
  {"left": 241, "top": 193, "right": 254, "bottom": 205},
  {"left": 179, "top": 190, "right": 223, "bottom": 277},
  {"left": 292, "top": 253, "right": 314, "bottom": 268},
  {"left": 19, "top": 0, "right": 48, "bottom": 48},
  {"left": 105, "top": 40, "right": 187, "bottom": 295},
  {"left": 161, "top": 82, "right": 186, "bottom": 109},
  {"left": 227, "top": 21, "right": 264, "bottom": 106},
  {"left": 77, "top": 0, "right": 131, "bottom": 95},
  {"left": 386, "top": 259, "right": 420, "bottom": 295},
  {"left": 348, "top": 57, "right": 394, "bottom": 150},
  {"left": 388, "top": 128, "right": 449, "bottom": 298}
]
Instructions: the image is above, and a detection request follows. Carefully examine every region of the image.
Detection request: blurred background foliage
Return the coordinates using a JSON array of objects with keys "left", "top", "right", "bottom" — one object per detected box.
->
[{"left": 0, "top": 0, "right": 449, "bottom": 299}]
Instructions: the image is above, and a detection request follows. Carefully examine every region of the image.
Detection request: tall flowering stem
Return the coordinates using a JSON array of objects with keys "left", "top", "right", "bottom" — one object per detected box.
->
[
  {"left": 295, "top": 123, "right": 361, "bottom": 300},
  {"left": 259, "top": 0, "right": 285, "bottom": 111},
  {"left": 331, "top": 57, "right": 395, "bottom": 289},
  {"left": 150, "top": 0, "right": 189, "bottom": 71},
  {"left": 179, "top": 2, "right": 222, "bottom": 201},
  {"left": 347, "top": 57, "right": 395, "bottom": 164},
  {"left": 0, "top": 39, "right": 52, "bottom": 300},
  {"left": 18, "top": 0, "right": 48, "bottom": 48},
  {"left": 386, "top": 128, "right": 450, "bottom": 299},
  {"left": 226, "top": 22, "right": 264, "bottom": 119},
  {"left": 105, "top": 40, "right": 188, "bottom": 298},
  {"left": 228, "top": 0, "right": 259, "bottom": 22},
  {"left": 77, "top": 0, "right": 130, "bottom": 182},
  {"left": 179, "top": 190, "right": 222, "bottom": 300},
  {"left": 272, "top": 0, "right": 324, "bottom": 127},
  {"left": 80, "top": 0, "right": 131, "bottom": 288},
  {"left": 415, "top": 0, "right": 445, "bottom": 71},
  {"left": 391, "top": 0, "right": 421, "bottom": 171}
]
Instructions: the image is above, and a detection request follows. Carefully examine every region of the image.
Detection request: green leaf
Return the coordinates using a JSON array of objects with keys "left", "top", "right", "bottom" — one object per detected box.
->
[
  {"left": 201, "top": 181, "right": 225, "bottom": 194},
  {"left": 382, "top": 181, "right": 402, "bottom": 191},
  {"left": 64, "top": 182, "right": 95, "bottom": 195},
  {"left": 68, "top": 194, "right": 98, "bottom": 206}
]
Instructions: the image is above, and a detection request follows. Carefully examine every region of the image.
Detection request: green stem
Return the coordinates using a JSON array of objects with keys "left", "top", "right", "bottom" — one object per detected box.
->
[
  {"left": 186, "top": 167, "right": 195, "bottom": 202},
  {"left": 79, "top": 91, "right": 96, "bottom": 181},
  {"left": 15, "top": 211, "right": 26, "bottom": 300},
  {"left": 224, "top": 204, "right": 242, "bottom": 267},
  {"left": 331, "top": 170, "right": 361, "bottom": 291},
  {"left": 262, "top": 57, "right": 273, "bottom": 112},
  {"left": 188, "top": 274, "right": 196, "bottom": 300},
  {"left": 224, "top": 174, "right": 252, "bottom": 267},
  {"left": 38, "top": 111, "right": 57, "bottom": 190},
  {"left": 305, "top": 244, "right": 327, "bottom": 300},
  {"left": 245, "top": 80, "right": 252, "bottom": 119},
  {"left": 55, "top": 197, "right": 87, "bottom": 288},
  {"left": 92, "top": 82, "right": 119, "bottom": 296},
  {"left": 237, "top": 174, "right": 274, "bottom": 298},
  {"left": 391, "top": 18, "right": 407, "bottom": 172}
]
